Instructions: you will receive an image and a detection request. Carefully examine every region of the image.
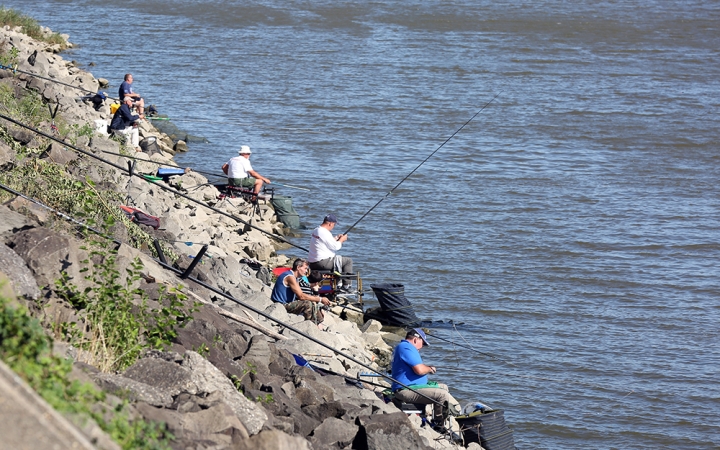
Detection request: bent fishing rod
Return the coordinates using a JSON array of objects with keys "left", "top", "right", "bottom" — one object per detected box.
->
[{"left": 342, "top": 93, "right": 500, "bottom": 236}]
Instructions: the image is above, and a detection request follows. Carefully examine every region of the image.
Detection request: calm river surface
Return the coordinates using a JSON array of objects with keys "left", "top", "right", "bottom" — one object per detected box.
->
[{"left": 7, "top": 1, "right": 720, "bottom": 448}]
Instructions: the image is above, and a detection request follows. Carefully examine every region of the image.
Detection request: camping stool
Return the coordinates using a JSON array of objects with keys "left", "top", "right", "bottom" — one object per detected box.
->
[
  {"left": 391, "top": 398, "right": 429, "bottom": 419},
  {"left": 224, "top": 185, "right": 271, "bottom": 202}
]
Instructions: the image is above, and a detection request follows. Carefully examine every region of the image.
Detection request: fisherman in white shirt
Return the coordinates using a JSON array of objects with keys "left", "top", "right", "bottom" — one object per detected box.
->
[
  {"left": 221, "top": 145, "right": 271, "bottom": 200},
  {"left": 308, "top": 214, "right": 354, "bottom": 292}
]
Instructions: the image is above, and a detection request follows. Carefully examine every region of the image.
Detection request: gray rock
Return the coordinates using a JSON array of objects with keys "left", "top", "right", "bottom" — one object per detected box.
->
[
  {"left": 0, "top": 139, "right": 15, "bottom": 169},
  {"left": 8, "top": 227, "right": 84, "bottom": 289},
  {"left": 309, "top": 417, "right": 359, "bottom": 450},
  {"left": 5, "top": 197, "right": 53, "bottom": 229},
  {"left": 361, "top": 319, "right": 383, "bottom": 334},
  {"left": 0, "top": 205, "right": 33, "bottom": 241},
  {"left": 182, "top": 351, "right": 268, "bottom": 435},
  {"left": 244, "top": 241, "right": 272, "bottom": 261},
  {"left": 302, "top": 401, "right": 347, "bottom": 423},
  {"left": 355, "top": 412, "right": 430, "bottom": 450},
  {"left": 92, "top": 373, "right": 173, "bottom": 408},
  {"left": 239, "top": 334, "right": 273, "bottom": 377},
  {"left": 173, "top": 140, "right": 188, "bottom": 152},
  {"left": 232, "top": 429, "right": 312, "bottom": 450},
  {"left": 179, "top": 402, "right": 249, "bottom": 441},
  {"left": 41, "top": 142, "right": 78, "bottom": 165},
  {"left": 0, "top": 244, "right": 41, "bottom": 300},
  {"left": 123, "top": 357, "right": 195, "bottom": 396}
]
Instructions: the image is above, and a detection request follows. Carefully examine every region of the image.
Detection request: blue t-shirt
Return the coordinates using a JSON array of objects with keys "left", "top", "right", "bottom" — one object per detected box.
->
[
  {"left": 271, "top": 271, "right": 295, "bottom": 304},
  {"left": 119, "top": 80, "right": 135, "bottom": 100},
  {"left": 391, "top": 340, "right": 427, "bottom": 391}
]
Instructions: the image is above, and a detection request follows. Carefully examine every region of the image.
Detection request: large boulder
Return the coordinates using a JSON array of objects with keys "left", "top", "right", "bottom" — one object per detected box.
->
[
  {"left": 309, "top": 417, "right": 359, "bottom": 450},
  {"left": 7, "top": 227, "right": 85, "bottom": 289},
  {"left": 0, "top": 244, "right": 41, "bottom": 300},
  {"left": 92, "top": 373, "right": 173, "bottom": 408},
  {"left": 354, "top": 412, "right": 430, "bottom": 450},
  {"left": 182, "top": 351, "right": 269, "bottom": 435},
  {"left": 0, "top": 139, "right": 15, "bottom": 170},
  {"left": 233, "top": 429, "right": 312, "bottom": 450},
  {"left": 123, "top": 351, "right": 268, "bottom": 435},
  {"left": 0, "top": 204, "right": 34, "bottom": 242}
]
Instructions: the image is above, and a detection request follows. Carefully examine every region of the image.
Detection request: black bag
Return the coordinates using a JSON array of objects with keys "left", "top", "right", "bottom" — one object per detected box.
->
[
  {"left": 364, "top": 284, "right": 421, "bottom": 327},
  {"left": 455, "top": 409, "right": 516, "bottom": 450}
]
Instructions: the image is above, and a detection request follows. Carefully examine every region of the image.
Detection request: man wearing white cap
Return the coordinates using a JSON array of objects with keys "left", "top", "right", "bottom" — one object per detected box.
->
[{"left": 222, "top": 145, "right": 271, "bottom": 198}]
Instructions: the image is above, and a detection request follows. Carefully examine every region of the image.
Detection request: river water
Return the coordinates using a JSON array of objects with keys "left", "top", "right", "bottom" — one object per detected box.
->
[{"left": 6, "top": 1, "right": 720, "bottom": 448}]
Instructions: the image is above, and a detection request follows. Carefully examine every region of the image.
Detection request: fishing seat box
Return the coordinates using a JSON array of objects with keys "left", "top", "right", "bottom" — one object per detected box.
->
[
  {"left": 455, "top": 409, "right": 516, "bottom": 450},
  {"left": 157, "top": 167, "right": 185, "bottom": 181}
]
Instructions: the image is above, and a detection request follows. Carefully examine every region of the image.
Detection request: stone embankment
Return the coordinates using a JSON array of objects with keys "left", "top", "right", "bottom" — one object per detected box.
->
[{"left": 0, "top": 24, "right": 478, "bottom": 450}]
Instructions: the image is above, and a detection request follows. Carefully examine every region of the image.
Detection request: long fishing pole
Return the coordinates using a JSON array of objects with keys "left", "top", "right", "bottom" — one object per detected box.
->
[
  {"left": 94, "top": 149, "right": 310, "bottom": 191},
  {"left": 427, "top": 331, "right": 516, "bottom": 367},
  {"left": 0, "top": 63, "right": 116, "bottom": 99},
  {"left": 148, "top": 116, "right": 322, "bottom": 132},
  {"left": 342, "top": 93, "right": 500, "bottom": 235}
]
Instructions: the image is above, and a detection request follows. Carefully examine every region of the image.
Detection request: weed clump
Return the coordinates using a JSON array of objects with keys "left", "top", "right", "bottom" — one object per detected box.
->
[
  {"left": 0, "top": 7, "right": 68, "bottom": 47},
  {"left": 0, "top": 289, "right": 174, "bottom": 449}
]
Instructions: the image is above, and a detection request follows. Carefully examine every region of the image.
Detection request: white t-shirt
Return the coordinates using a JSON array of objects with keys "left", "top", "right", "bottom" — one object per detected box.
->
[
  {"left": 226, "top": 156, "right": 253, "bottom": 179},
  {"left": 308, "top": 225, "right": 342, "bottom": 262}
]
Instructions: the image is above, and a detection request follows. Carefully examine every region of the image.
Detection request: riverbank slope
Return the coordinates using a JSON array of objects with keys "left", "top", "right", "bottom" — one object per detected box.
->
[{"left": 0, "top": 18, "right": 470, "bottom": 450}]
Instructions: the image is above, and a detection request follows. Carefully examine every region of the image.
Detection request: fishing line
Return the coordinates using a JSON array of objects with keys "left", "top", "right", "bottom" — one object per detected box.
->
[
  {"left": 440, "top": 325, "right": 639, "bottom": 401},
  {"left": 0, "top": 181, "right": 442, "bottom": 406},
  {"left": 97, "top": 151, "right": 310, "bottom": 191},
  {"left": 148, "top": 116, "right": 323, "bottom": 133},
  {"left": 0, "top": 63, "right": 116, "bottom": 99},
  {"left": 342, "top": 93, "right": 500, "bottom": 235},
  {"left": 427, "top": 329, "right": 516, "bottom": 367},
  {"left": 0, "top": 113, "right": 308, "bottom": 252}
]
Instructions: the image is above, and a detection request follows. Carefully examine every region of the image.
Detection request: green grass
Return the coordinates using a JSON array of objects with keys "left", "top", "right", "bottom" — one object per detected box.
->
[
  {"left": 0, "top": 7, "right": 67, "bottom": 46},
  {"left": 0, "top": 288, "right": 174, "bottom": 449}
]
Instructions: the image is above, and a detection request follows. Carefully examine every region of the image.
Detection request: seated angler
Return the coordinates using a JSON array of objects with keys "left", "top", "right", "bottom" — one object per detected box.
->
[
  {"left": 391, "top": 328, "right": 462, "bottom": 431},
  {"left": 308, "top": 214, "right": 354, "bottom": 292},
  {"left": 271, "top": 258, "right": 331, "bottom": 325},
  {"left": 118, "top": 73, "right": 145, "bottom": 116},
  {"left": 298, "top": 270, "right": 324, "bottom": 297},
  {"left": 109, "top": 96, "right": 144, "bottom": 152},
  {"left": 222, "top": 145, "right": 271, "bottom": 200}
]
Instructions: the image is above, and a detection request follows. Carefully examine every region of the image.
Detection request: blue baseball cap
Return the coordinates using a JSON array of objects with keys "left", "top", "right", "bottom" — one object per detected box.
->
[
  {"left": 323, "top": 214, "right": 338, "bottom": 224},
  {"left": 409, "top": 328, "right": 430, "bottom": 346}
]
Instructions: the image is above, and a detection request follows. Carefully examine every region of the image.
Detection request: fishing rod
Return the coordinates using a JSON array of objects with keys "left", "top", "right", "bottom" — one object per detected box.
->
[
  {"left": 342, "top": 93, "right": 500, "bottom": 235},
  {"left": 148, "top": 116, "right": 322, "bottom": 133},
  {"left": 0, "top": 112, "right": 309, "bottom": 252},
  {"left": 94, "top": 149, "right": 310, "bottom": 191},
  {"left": 0, "top": 63, "right": 118, "bottom": 100},
  {"left": 427, "top": 331, "right": 516, "bottom": 367}
]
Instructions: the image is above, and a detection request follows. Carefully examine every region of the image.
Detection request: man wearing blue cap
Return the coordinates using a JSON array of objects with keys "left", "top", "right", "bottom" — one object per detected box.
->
[
  {"left": 308, "top": 214, "right": 354, "bottom": 292},
  {"left": 391, "top": 328, "right": 461, "bottom": 428}
]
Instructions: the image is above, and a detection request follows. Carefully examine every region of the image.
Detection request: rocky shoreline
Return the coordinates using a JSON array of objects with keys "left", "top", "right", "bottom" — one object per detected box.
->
[{"left": 0, "top": 22, "right": 479, "bottom": 450}]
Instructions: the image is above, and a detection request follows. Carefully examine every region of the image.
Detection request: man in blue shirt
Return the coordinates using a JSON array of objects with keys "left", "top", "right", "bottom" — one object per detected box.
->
[
  {"left": 118, "top": 73, "right": 145, "bottom": 116},
  {"left": 391, "top": 328, "right": 461, "bottom": 426},
  {"left": 271, "top": 258, "right": 331, "bottom": 325},
  {"left": 110, "top": 96, "right": 144, "bottom": 151}
]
